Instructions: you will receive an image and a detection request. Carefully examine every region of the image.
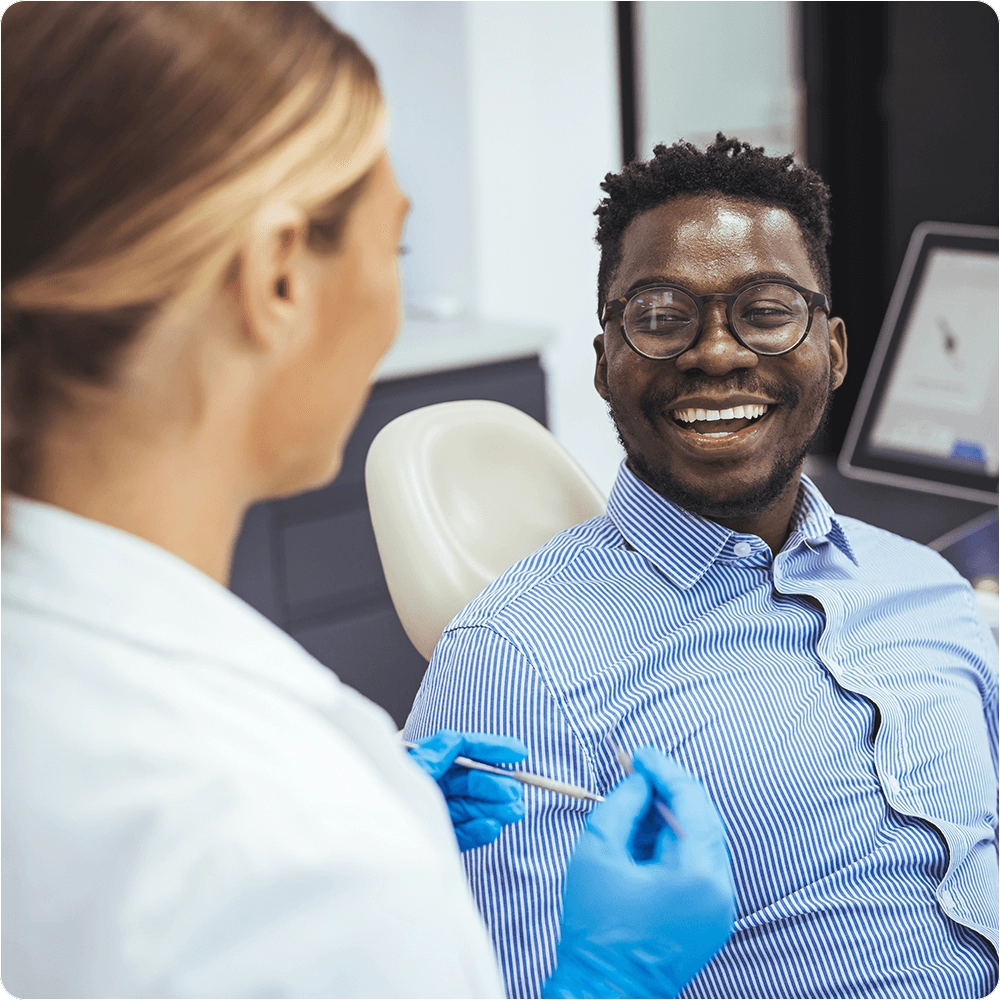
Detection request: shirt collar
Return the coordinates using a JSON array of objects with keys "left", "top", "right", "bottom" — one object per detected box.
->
[
  {"left": 606, "top": 462, "right": 857, "bottom": 589},
  {"left": 788, "top": 473, "right": 858, "bottom": 565}
]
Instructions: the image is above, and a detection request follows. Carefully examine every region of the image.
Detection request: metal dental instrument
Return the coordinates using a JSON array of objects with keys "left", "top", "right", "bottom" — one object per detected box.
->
[
  {"left": 610, "top": 742, "right": 686, "bottom": 840},
  {"left": 401, "top": 740, "right": 604, "bottom": 803}
]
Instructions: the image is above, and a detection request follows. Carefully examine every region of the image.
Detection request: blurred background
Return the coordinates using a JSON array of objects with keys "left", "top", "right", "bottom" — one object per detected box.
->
[{"left": 231, "top": 1, "right": 999, "bottom": 724}]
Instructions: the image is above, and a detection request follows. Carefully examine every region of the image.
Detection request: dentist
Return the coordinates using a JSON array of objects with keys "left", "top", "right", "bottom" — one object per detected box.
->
[{"left": 1, "top": 4, "right": 734, "bottom": 997}]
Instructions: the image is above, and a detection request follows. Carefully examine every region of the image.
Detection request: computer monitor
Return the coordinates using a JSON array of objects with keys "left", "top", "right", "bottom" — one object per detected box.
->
[{"left": 839, "top": 222, "right": 999, "bottom": 504}]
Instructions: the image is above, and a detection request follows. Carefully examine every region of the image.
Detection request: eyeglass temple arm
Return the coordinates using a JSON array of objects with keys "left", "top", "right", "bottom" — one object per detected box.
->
[{"left": 599, "top": 298, "right": 627, "bottom": 325}]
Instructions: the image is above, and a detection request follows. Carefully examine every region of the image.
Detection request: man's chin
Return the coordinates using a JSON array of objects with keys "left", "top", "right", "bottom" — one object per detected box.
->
[
  {"left": 609, "top": 373, "right": 835, "bottom": 524},
  {"left": 626, "top": 452, "right": 803, "bottom": 521}
]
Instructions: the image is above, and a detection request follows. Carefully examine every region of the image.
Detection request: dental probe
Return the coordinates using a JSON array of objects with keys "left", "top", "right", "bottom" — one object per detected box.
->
[
  {"left": 610, "top": 743, "right": 686, "bottom": 840},
  {"left": 401, "top": 740, "right": 604, "bottom": 802}
]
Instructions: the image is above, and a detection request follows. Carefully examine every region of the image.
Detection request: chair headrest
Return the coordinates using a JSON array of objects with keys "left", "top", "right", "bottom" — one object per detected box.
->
[{"left": 366, "top": 400, "right": 605, "bottom": 659}]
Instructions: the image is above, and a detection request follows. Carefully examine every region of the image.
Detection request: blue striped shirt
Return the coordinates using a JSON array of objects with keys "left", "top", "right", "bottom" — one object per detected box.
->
[{"left": 405, "top": 464, "right": 998, "bottom": 999}]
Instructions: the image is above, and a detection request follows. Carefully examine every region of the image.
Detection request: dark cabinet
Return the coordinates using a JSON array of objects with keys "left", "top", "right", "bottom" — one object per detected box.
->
[{"left": 229, "top": 355, "right": 547, "bottom": 726}]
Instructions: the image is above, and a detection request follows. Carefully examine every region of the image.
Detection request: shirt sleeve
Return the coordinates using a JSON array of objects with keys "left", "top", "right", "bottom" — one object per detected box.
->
[{"left": 405, "top": 624, "right": 598, "bottom": 1000}]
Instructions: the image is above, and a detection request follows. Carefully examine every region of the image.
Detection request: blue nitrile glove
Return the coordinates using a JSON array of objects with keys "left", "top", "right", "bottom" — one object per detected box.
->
[
  {"left": 407, "top": 729, "right": 527, "bottom": 851},
  {"left": 542, "top": 748, "right": 735, "bottom": 999}
]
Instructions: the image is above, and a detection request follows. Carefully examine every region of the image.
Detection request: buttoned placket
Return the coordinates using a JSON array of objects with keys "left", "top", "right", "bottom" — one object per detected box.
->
[
  {"left": 775, "top": 532, "right": 979, "bottom": 928},
  {"left": 766, "top": 534, "right": 918, "bottom": 843}
]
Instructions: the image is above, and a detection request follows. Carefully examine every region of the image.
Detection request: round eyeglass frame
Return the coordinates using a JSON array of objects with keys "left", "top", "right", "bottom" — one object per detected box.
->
[{"left": 600, "top": 279, "right": 830, "bottom": 361}]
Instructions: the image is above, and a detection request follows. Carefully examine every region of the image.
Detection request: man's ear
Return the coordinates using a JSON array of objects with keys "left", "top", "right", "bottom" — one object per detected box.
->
[
  {"left": 237, "top": 202, "right": 311, "bottom": 353},
  {"left": 594, "top": 332, "right": 610, "bottom": 401},
  {"left": 828, "top": 316, "right": 848, "bottom": 389}
]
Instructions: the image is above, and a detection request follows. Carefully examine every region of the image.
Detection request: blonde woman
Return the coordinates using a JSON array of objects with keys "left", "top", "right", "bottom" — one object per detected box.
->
[{"left": 1, "top": 4, "right": 734, "bottom": 997}]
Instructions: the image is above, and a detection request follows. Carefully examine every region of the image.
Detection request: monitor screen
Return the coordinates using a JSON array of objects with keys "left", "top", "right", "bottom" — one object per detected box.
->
[{"left": 839, "top": 223, "right": 999, "bottom": 503}]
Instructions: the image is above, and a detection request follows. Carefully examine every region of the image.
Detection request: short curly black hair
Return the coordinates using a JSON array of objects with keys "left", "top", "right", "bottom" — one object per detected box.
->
[{"left": 595, "top": 134, "right": 832, "bottom": 316}]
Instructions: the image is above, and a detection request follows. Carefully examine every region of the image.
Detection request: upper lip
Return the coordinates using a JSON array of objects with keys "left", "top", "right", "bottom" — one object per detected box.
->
[{"left": 667, "top": 394, "right": 777, "bottom": 410}]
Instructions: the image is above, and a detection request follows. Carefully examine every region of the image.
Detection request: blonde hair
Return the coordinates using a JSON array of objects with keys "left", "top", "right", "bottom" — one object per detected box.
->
[{"left": 2, "top": 1, "right": 384, "bottom": 492}]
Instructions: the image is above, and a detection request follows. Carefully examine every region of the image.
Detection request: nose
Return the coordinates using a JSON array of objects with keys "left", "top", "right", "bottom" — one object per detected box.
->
[{"left": 674, "top": 300, "right": 759, "bottom": 376}]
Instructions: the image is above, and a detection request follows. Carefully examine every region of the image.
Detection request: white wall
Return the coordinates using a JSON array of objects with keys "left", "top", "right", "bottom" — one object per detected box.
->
[
  {"left": 323, "top": 1, "right": 625, "bottom": 495},
  {"left": 466, "top": 2, "right": 625, "bottom": 496},
  {"left": 639, "top": 1, "right": 804, "bottom": 159},
  {"left": 320, "top": 2, "right": 476, "bottom": 320}
]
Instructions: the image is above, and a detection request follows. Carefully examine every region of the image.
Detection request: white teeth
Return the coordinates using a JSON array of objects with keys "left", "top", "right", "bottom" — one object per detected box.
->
[{"left": 672, "top": 403, "right": 769, "bottom": 424}]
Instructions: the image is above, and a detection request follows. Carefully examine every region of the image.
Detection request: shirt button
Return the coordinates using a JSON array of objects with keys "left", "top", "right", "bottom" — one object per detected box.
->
[
  {"left": 883, "top": 774, "right": 900, "bottom": 795},
  {"left": 939, "top": 889, "right": 955, "bottom": 910},
  {"left": 734, "top": 541, "right": 752, "bottom": 557}
]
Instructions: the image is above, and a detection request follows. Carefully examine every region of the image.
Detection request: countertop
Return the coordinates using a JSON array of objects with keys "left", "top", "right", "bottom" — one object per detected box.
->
[{"left": 374, "top": 317, "right": 555, "bottom": 382}]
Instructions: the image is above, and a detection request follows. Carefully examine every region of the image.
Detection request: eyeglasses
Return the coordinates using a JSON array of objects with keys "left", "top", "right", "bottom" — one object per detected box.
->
[{"left": 601, "top": 279, "right": 830, "bottom": 361}]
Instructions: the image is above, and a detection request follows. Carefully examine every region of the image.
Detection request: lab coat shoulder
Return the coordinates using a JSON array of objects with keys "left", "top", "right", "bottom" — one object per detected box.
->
[{"left": 2, "top": 526, "right": 502, "bottom": 998}]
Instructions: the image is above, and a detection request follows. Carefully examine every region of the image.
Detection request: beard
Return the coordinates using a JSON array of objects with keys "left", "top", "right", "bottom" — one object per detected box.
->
[{"left": 606, "top": 370, "right": 836, "bottom": 522}]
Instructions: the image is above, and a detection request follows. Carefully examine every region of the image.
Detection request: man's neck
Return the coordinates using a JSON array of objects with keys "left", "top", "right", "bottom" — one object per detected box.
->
[
  {"left": 706, "top": 473, "right": 803, "bottom": 555},
  {"left": 626, "top": 458, "right": 804, "bottom": 555}
]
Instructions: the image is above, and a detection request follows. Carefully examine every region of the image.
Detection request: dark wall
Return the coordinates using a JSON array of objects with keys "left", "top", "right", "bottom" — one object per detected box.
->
[
  {"left": 885, "top": 4, "right": 999, "bottom": 277},
  {"left": 803, "top": 1, "right": 998, "bottom": 455}
]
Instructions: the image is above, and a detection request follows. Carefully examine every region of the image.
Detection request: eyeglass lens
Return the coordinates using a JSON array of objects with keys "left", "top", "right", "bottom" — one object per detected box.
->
[{"left": 623, "top": 283, "right": 811, "bottom": 358}]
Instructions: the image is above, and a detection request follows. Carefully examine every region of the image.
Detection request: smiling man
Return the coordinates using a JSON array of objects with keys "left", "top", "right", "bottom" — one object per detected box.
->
[{"left": 404, "top": 137, "right": 998, "bottom": 999}]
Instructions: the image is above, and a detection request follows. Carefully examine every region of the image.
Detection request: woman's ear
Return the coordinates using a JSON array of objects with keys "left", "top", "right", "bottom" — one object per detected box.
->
[{"left": 237, "top": 202, "right": 311, "bottom": 354}]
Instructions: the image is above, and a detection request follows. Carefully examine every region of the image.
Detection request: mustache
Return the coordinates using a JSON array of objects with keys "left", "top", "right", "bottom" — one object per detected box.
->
[{"left": 638, "top": 373, "right": 801, "bottom": 423}]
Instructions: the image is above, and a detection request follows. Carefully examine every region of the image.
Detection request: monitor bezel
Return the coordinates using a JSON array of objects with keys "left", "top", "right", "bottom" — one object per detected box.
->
[{"left": 838, "top": 221, "right": 999, "bottom": 505}]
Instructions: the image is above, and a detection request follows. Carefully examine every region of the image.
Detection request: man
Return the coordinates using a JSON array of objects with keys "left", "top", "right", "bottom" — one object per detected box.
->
[{"left": 404, "top": 137, "right": 998, "bottom": 999}]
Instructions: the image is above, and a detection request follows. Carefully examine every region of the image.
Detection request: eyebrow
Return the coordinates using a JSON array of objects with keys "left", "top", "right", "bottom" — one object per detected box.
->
[{"left": 621, "top": 270, "right": 800, "bottom": 297}]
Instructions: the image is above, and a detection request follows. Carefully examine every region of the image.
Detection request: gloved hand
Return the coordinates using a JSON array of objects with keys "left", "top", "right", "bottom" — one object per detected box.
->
[
  {"left": 407, "top": 729, "right": 527, "bottom": 852},
  {"left": 542, "top": 748, "right": 735, "bottom": 999}
]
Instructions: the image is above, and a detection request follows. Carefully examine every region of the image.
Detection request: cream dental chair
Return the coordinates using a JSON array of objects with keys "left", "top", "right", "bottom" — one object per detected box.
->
[{"left": 365, "top": 400, "right": 606, "bottom": 661}]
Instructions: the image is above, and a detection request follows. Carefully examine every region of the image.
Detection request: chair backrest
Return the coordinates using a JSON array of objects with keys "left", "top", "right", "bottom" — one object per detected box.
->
[{"left": 365, "top": 400, "right": 606, "bottom": 660}]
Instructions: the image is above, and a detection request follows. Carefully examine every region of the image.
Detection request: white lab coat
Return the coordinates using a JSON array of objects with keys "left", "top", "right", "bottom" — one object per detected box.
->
[{"left": 1, "top": 498, "right": 505, "bottom": 999}]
